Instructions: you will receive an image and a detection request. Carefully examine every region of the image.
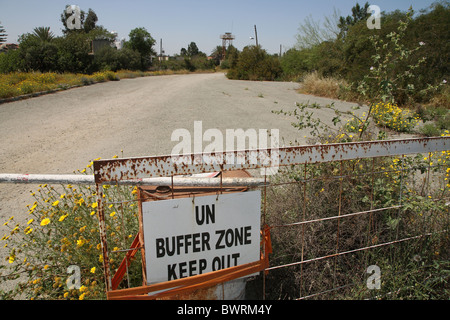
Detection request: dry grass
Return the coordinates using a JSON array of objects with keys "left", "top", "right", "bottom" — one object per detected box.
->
[
  {"left": 298, "top": 72, "right": 365, "bottom": 104},
  {"left": 299, "top": 72, "right": 346, "bottom": 99}
]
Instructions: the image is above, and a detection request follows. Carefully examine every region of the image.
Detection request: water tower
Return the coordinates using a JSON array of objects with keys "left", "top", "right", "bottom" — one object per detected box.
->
[{"left": 220, "top": 32, "right": 235, "bottom": 60}]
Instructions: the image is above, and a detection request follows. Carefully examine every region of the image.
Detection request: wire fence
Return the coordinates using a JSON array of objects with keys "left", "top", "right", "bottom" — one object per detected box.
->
[
  {"left": 259, "top": 153, "right": 449, "bottom": 299},
  {"left": 88, "top": 137, "right": 449, "bottom": 300},
  {"left": 2, "top": 137, "right": 448, "bottom": 299}
]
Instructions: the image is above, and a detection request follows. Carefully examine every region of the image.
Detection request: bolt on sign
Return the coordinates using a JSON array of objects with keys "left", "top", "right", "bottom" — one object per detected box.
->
[{"left": 142, "top": 191, "right": 261, "bottom": 284}]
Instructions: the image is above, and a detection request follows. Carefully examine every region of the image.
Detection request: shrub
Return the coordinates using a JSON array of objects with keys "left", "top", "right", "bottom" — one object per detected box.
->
[
  {"left": 420, "top": 123, "right": 442, "bottom": 137},
  {"left": 0, "top": 158, "right": 140, "bottom": 300},
  {"left": 0, "top": 50, "right": 21, "bottom": 73},
  {"left": 261, "top": 113, "right": 450, "bottom": 299},
  {"left": 227, "top": 46, "right": 282, "bottom": 81}
]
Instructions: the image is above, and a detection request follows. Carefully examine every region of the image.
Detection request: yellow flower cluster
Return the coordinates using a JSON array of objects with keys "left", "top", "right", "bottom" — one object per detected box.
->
[
  {"left": 0, "top": 70, "right": 186, "bottom": 100},
  {"left": 371, "top": 102, "right": 419, "bottom": 132},
  {"left": 1, "top": 156, "right": 140, "bottom": 300},
  {"left": 0, "top": 71, "right": 119, "bottom": 99},
  {"left": 0, "top": 72, "right": 59, "bottom": 98}
]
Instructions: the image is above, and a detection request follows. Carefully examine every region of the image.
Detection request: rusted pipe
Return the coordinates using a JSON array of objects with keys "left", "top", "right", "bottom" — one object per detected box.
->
[
  {"left": 93, "top": 137, "right": 450, "bottom": 183},
  {"left": 0, "top": 173, "right": 267, "bottom": 187}
]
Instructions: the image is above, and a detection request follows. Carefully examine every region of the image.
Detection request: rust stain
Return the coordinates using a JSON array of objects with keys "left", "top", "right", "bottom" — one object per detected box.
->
[{"left": 94, "top": 137, "right": 448, "bottom": 183}]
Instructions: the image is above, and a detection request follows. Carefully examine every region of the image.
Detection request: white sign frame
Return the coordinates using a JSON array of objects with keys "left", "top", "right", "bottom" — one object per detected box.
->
[{"left": 142, "top": 191, "right": 261, "bottom": 284}]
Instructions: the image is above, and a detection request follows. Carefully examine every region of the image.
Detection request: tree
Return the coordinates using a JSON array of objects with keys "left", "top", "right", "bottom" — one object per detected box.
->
[
  {"left": 227, "top": 46, "right": 282, "bottom": 81},
  {"left": 296, "top": 8, "right": 341, "bottom": 49},
  {"left": 126, "top": 27, "right": 156, "bottom": 70},
  {"left": 31, "top": 27, "right": 55, "bottom": 42},
  {"left": 280, "top": 48, "right": 315, "bottom": 79},
  {"left": 0, "top": 22, "right": 7, "bottom": 44},
  {"left": 181, "top": 42, "right": 204, "bottom": 58},
  {"left": 210, "top": 45, "right": 224, "bottom": 65},
  {"left": 187, "top": 42, "right": 200, "bottom": 57},
  {"left": 54, "top": 32, "right": 92, "bottom": 73},
  {"left": 338, "top": 2, "right": 370, "bottom": 36},
  {"left": 17, "top": 31, "right": 59, "bottom": 72},
  {"left": 84, "top": 9, "right": 98, "bottom": 33}
]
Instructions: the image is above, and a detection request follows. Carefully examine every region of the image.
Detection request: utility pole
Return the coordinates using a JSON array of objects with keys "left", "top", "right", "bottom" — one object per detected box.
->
[
  {"left": 254, "top": 25, "right": 259, "bottom": 47},
  {"left": 159, "top": 38, "right": 163, "bottom": 70}
]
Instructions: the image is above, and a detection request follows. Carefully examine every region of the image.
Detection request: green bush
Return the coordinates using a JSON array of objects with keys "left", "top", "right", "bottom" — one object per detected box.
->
[
  {"left": 227, "top": 46, "right": 282, "bottom": 81},
  {"left": 0, "top": 158, "right": 140, "bottom": 300},
  {"left": 0, "top": 50, "right": 21, "bottom": 73}
]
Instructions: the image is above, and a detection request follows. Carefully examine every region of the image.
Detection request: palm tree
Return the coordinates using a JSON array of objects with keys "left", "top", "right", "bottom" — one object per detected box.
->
[
  {"left": 32, "top": 27, "right": 55, "bottom": 42},
  {"left": 0, "top": 22, "right": 7, "bottom": 44}
]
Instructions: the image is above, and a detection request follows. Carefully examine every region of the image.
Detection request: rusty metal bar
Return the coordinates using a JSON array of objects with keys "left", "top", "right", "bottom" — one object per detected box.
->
[
  {"left": 92, "top": 137, "right": 449, "bottom": 183},
  {"left": 0, "top": 174, "right": 266, "bottom": 187},
  {"left": 0, "top": 174, "right": 94, "bottom": 185}
]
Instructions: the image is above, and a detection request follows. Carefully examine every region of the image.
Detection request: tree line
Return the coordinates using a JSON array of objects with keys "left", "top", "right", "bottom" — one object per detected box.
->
[
  {"left": 1, "top": 2, "right": 448, "bottom": 106},
  {"left": 0, "top": 5, "right": 216, "bottom": 74},
  {"left": 223, "top": 1, "right": 449, "bottom": 105}
]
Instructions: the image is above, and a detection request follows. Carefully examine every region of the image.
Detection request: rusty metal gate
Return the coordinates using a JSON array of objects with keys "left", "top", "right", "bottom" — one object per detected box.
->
[
  {"left": 90, "top": 137, "right": 449, "bottom": 299},
  {"left": 2, "top": 137, "right": 449, "bottom": 299}
]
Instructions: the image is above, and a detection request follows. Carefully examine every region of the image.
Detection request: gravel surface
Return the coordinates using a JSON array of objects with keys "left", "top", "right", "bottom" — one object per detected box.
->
[{"left": 0, "top": 72, "right": 366, "bottom": 294}]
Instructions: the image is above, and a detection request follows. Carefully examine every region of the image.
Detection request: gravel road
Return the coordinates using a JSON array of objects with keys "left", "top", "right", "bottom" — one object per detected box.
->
[{"left": 0, "top": 72, "right": 366, "bottom": 293}]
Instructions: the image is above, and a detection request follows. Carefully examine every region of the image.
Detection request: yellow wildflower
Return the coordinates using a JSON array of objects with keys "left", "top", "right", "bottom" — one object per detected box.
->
[
  {"left": 79, "top": 285, "right": 88, "bottom": 292},
  {"left": 76, "top": 239, "right": 85, "bottom": 247},
  {"left": 40, "top": 218, "right": 50, "bottom": 226}
]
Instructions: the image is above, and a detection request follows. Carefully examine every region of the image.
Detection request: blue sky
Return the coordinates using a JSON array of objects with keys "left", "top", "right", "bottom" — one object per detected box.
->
[{"left": 0, "top": 0, "right": 435, "bottom": 55}]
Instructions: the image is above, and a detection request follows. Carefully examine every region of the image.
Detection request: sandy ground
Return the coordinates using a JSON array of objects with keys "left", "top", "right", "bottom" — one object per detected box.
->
[{"left": 0, "top": 72, "right": 366, "bottom": 295}]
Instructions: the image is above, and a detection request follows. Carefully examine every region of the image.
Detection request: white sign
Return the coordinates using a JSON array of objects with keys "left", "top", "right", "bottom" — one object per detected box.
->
[{"left": 142, "top": 191, "right": 261, "bottom": 284}]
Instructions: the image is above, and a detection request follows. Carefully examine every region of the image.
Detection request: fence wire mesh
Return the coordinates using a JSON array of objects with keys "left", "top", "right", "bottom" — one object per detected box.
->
[
  {"left": 88, "top": 137, "right": 449, "bottom": 300},
  {"left": 257, "top": 151, "right": 449, "bottom": 299},
  {"left": 3, "top": 138, "right": 447, "bottom": 299}
]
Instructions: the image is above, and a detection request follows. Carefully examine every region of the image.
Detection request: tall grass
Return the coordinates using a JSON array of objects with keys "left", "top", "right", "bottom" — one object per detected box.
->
[{"left": 299, "top": 72, "right": 356, "bottom": 101}]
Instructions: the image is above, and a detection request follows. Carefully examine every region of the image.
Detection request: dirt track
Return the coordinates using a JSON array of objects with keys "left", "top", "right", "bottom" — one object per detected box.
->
[{"left": 0, "top": 72, "right": 366, "bottom": 292}]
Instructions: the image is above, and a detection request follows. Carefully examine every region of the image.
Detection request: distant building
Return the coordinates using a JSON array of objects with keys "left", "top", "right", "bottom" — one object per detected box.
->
[
  {"left": 89, "top": 39, "right": 112, "bottom": 55},
  {"left": 0, "top": 43, "right": 19, "bottom": 53},
  {"left": 157, "top": 55, "right": 170, "bottom": 62},
  {"left": 114, "top": 38, "right": 125, "bottom": 50}
]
